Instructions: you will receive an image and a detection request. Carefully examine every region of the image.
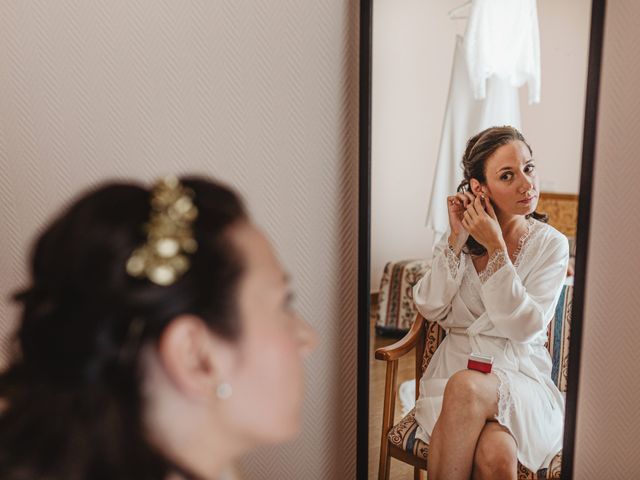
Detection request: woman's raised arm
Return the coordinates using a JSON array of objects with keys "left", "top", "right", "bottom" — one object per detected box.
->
[{"left": 413, "top": 236, "right": 467, "bottom": 323}]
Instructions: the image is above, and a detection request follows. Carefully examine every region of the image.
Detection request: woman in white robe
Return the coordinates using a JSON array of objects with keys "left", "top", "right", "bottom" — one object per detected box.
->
[{"left": 413, "top": 126, "right": 569, "bottom": 480}]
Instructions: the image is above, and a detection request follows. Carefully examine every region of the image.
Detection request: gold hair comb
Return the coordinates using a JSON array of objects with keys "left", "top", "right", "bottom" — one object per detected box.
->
[{"left": 126, "top": 176, "right": 198, "bottom": 286}]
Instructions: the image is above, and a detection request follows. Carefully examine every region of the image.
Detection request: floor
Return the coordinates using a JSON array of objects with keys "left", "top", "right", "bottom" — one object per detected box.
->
[{"left": 368, "top": 323, "right": 420, "bottom": 479}]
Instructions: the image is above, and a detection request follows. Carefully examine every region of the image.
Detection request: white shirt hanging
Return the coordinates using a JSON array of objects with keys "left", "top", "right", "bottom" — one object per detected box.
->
[{"left": 464, "top": 0, "right": 541, "bottom": 104}]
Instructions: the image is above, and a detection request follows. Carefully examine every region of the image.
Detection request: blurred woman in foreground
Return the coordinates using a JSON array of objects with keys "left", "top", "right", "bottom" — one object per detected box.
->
[{"left": 0, "top": 176, "right": 316, "bottom": 480}]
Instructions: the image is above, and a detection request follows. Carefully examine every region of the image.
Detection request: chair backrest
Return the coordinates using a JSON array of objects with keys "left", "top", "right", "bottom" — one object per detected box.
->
[
  {"left": 537, "top": 192, "right": 579, "bottom": 238},
  {"left": 419, "top": 284, "right": 573, "bottom": 392}
]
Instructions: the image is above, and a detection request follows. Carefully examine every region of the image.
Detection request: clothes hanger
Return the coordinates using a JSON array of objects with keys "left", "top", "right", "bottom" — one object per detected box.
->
[{"left": 448, "top": 0, "right": 472, "bottom": 20}]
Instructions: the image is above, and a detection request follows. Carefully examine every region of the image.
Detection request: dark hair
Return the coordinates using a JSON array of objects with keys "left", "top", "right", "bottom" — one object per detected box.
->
[
  {"left": 0, "top": 177, "right": 248, "bottom": 480},
  {"left": 456, "top": 125, "right": 548, "bottom": 257}
]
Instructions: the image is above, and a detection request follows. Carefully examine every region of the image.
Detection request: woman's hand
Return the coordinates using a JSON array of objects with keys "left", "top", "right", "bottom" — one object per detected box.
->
[
  {"left": 447, "top": 191, "right": 475, "bottom": 253},
  {"left": 461, "top": 195, "right": 506, "bottom": 255}
]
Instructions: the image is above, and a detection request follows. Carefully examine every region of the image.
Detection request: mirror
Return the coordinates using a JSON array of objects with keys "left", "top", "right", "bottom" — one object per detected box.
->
[{"left": 358, "top": 0, "right": 606, "bottom": 478}]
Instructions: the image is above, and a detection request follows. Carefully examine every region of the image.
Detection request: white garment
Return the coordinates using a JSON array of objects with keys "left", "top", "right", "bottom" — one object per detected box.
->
[
  {"left": 412, "top": 219, "right": 569, "bottom": 472},
  {"left": 464, "top": 0, "right": 541, "bottom": 104},
  {"left": 399, "top": 379, "right": 416, "bottom": 417},
  {"left": 426, "top": 36, "right": 521, "bottom": 235}
]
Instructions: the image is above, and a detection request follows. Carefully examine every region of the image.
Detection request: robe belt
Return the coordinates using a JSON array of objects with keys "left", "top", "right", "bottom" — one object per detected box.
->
[
  {"left": 448, "top": 327, "right": 469, "bottom": 335},
  {"left": 446, "top": 326, "right": 556, "bottom": 409}
]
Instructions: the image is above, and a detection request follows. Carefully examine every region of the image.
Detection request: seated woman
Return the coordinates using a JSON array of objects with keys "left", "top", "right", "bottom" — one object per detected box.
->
[
  {"left": 0, "top": 176, "right": 316, "bottom": 480},
  {"left": 413, "top": 126, "right": 569, "bottom": 480}
]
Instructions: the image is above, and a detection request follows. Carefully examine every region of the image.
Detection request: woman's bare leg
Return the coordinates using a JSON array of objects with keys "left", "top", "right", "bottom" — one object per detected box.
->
[
  {"left": 471, "top": 422, "right": 517, "bottom": 480},
  {"left": 426, "top": 370, "right": 501, "bottom": 480}
]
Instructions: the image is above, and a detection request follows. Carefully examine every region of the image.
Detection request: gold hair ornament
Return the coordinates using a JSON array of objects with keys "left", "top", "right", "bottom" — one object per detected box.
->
[{"left": 126, "top": 176, "right": 198, "bottom": 286}]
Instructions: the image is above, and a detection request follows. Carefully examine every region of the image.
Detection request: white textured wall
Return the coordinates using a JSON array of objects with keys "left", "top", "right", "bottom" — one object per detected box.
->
[
  {"left": 0, "top": 1, "right": 359, "bottom": 478},
  {"left": 371, "top": 0, "right": 591, "bottom": 289},
  {"left": 574, "top": 1, "right": 640, "bottom": 477}
]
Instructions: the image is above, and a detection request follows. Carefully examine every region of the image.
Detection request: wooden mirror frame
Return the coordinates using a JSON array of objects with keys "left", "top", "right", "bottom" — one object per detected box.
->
[{"left": 356, "top": 1, "right": 607, "bottom": 478}]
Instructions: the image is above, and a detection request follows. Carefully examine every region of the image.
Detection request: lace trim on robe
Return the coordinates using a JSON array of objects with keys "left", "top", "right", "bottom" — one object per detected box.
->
[
  {"left": 512, "top": 218, "right": 544, "bottom": 269},
  {"left": 478, "top": 250, "right": 508, "bottom": 284},
  {"left": 478, "top": 218, "right": 538, "bottom": 284},
  {"left": 444, "top": 244, "right": 462, "bottom": 280},
  {"left": 493, "top": 368, "right": 515, "bottom": 428},
  {"left": 511, "top": 218, "right": 534, "bottom": 267}
]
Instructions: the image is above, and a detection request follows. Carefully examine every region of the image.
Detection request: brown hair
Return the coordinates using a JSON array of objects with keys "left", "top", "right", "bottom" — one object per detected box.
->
[
  {"left": 0, "top": 177, "right": 247, "bottom": 480},
  {"left": 456, "top": 125, "right": 548, "bottom": 257}
]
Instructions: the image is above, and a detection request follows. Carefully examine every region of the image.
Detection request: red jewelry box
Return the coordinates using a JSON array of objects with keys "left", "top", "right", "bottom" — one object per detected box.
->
[{"left": 467, "top": 352, "right": 494, "bottom": 373}]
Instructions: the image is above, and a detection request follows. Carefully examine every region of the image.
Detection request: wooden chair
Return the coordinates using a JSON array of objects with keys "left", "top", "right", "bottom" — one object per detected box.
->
[
  {"left": 375, "top": 284, "right": 573, "bottom": 480},
  {"left": 536, "top": 192, "right": 579, "bottom": 238}
]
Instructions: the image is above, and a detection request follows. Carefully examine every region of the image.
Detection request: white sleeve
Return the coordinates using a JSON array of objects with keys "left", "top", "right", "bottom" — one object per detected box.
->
[
  {"left": 479, "top": 233, "right": 569, "bottom": 342},
  {"left": 413, "top": 238, "right": 466, "bottom": 322}
]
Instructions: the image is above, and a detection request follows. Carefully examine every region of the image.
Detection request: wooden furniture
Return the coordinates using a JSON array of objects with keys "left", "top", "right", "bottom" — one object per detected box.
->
[
  {"left": 372, "top": 259, "right": 429, "bottom": 335},
  {"left": 537, "top": 192, "right": 579, "bottom": 238}
]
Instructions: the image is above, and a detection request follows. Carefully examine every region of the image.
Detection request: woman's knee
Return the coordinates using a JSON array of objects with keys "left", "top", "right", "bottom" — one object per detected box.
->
[
  {"left": 473, "top": 427, "right": 517, "bottom": 479},
  {"left": 443, "top": 370, "right": 494, "bottom": 411},
  {"left": 473, "top": 447, "right": 516, "bottom": 479}
]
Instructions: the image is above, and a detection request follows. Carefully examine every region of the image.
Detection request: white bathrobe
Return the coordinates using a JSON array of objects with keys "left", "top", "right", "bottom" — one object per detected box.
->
[{"left": 413, "top": 218, "right": 569, "bottom": 472}]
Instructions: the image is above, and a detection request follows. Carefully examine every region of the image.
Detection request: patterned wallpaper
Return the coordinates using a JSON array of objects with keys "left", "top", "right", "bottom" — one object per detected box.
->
[
  {"left": 574, "top": 0, "right": 640, "bottom": 477},
  {"left": 0, "top": 1, "right": 359, "bottom": 478}
]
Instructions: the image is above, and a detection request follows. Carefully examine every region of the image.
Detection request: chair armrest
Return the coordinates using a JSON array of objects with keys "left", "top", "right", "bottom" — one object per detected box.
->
[{"left": 375, "top": 314, "right": 425, "bottom": 362}]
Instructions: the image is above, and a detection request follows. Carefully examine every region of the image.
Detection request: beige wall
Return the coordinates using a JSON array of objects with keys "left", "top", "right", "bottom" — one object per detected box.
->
[
  {"left": 574, "top": 0, "right": 640, "bottom": 476},
  {"left": 0, "top": 1, "right": 358, "bottom": 478},
  {"left": 371, "top": 0, "right": 591, "bottom": 289}
]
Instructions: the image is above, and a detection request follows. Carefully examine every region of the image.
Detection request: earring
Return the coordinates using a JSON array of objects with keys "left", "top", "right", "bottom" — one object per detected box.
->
[{"left": 216, "top": 382, "right": 233, "bottom": 400}]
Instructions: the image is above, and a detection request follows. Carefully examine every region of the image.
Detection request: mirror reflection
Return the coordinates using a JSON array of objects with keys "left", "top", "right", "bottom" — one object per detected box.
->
[{"left": 369, "top": 1, "right": 591, "bottom": 478}]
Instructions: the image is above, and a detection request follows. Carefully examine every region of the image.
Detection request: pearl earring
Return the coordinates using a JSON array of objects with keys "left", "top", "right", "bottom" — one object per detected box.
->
[{"left": 216, "top": 382, "right": 233, "bottom": 399}]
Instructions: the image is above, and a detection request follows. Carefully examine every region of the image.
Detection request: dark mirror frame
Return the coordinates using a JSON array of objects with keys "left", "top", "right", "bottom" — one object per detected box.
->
[{"left": 357, "top": 1, "right": 606, "bottom": 478}]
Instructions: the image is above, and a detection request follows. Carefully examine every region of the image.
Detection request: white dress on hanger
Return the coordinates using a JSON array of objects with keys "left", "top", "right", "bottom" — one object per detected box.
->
[
  {"left": 413, "top": 219, "right": 569, "bottom": 471},
  {"left": 464, "top": 0, "right": 541, "bottom": 104},
  {"left": 425, "top": 36, "right": 521, "bottom": 236}
]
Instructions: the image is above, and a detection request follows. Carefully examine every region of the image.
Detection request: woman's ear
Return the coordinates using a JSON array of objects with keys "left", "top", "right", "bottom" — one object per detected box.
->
[
  {"left": 157, "top": 315, "right": 235, "bottom": 399},
  {"left": 469, "top": 178, "right": 485, "bottom": 196}
]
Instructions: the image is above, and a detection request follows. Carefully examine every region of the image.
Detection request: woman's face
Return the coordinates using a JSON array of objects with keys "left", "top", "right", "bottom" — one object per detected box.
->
[
  {"left": 218, "top": 222, "right": 317, "bottom": 446},
  {"left": 479, "top": 140, "right": 539, "bottom": 216}
]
